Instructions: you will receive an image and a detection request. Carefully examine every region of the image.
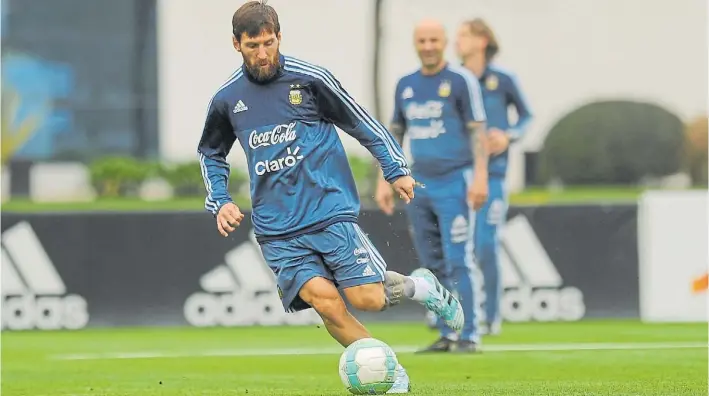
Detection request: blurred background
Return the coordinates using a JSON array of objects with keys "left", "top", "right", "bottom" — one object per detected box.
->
[{"left": 1, "top": 0, "right": 707, "bottom": 341}]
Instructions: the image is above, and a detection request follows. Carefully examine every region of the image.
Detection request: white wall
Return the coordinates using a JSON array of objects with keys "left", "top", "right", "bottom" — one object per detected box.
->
[
  {"left": 638, "top": 190, "right": 708, "bottom": 323},
  {"left": 158, "top": 0, "right": 708, "bottom": 188}
]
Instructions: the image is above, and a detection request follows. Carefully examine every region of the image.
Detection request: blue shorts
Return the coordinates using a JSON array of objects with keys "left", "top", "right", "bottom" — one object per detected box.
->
[{"left": 259, "top": 221, "right": 387, "bottom": 312}]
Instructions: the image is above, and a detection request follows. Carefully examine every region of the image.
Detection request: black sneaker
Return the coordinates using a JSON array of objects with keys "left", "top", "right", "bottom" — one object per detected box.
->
[
  {"left": 415, "top": 337, "right": 454, "bottom": 353},
  {"left": 454, "top": 340, "right": 481, "bottom": 353}
]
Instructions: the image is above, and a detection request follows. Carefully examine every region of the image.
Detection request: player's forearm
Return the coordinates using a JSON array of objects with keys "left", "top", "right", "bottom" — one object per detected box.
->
[
  {"left": 198, "top": 152, "right": 233, "bottom": 215},
  {"left": 356, "top": 122, "right": 409, "bottom": 183},
  {"left": 374, "top": 151, "right": 410, "bottom": 183},
  {"left": 507, "top": 113, "right": 532, "bottom": 143},
  {"left": 469, "top": 121, "right": 489, "bottom": 176},
  {"left": 374, "top": 123, "right": 406, "bottom": 181}
]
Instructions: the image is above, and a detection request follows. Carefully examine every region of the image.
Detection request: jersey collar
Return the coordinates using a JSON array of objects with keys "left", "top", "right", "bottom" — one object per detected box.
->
[
  {"left": 460, "top": 62, "right": 490, "bottom": 81},
  {"left": 419, "top": 61, "right": 449, "bottom": 77}
]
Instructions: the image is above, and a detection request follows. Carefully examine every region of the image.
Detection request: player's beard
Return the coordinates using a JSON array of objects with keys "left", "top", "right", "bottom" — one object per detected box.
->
[{"left": 244, "top": 53, "right": 281, "bottom": 83}]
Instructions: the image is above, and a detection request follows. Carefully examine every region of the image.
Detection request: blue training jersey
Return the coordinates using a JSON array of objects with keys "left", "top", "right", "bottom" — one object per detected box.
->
[
  {"left": 478, "top": 64, "right": 533, "bottom": 177},
  {"left": 392, "top": 63, "right": 486, "bottom": 178},
  {"left": 197, "top": 54, "right": 410, "bottom": 242}
]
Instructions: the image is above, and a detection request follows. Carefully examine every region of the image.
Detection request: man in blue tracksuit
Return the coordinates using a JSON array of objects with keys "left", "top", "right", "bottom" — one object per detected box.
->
[
  {"left": 375, "top": 19, "right": 489, "bottom": 353},
  {"left": 197, "top": 2, "right": 465, "bottom": 392},
  {"left": 455, "top": 18, "right": 533, "bottom": 335}
]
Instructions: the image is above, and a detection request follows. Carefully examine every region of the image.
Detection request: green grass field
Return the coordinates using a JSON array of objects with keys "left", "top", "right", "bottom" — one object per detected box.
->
[
  {"left": 1, "top": 187, "right": 662, "bottom": 213},
  {"left": 2, "top": 321, "right": 707, "bottom": 395}
]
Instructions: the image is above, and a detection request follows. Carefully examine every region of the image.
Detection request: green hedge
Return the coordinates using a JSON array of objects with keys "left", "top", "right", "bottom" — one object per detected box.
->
[
  {"left": 90, "top": 157, "right": 158, "bottom": 197},
  {"left": 89, "top": 157, "right": 248, "bottom": 198},
  {"left": 538, "top": 101, "right": 685, "bottom": 185},
  {"left": 89, "top": 155, "right": 374, "bottom": 199}
]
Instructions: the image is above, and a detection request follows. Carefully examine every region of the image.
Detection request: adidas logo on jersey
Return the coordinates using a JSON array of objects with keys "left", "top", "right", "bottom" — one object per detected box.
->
[
  {"left": 474, "top": 215, "right": 586, "bottom": 322},
  {"left": 183, "top": 231, "right": 322, "bottom": 327},
  {"left": 1, "top": 222, "right": 89, "bottom": 330},
  {"left": 233, "top": 100, "right": 248, "bottom": 113}
]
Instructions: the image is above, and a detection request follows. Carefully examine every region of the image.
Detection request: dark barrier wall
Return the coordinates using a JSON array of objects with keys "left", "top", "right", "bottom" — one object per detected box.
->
[
  {"left": 358, "top": 205, "right": 639, "bottom": 323},
  {"left": 0, "top": 206, "right": 638, "bottom": 330}
]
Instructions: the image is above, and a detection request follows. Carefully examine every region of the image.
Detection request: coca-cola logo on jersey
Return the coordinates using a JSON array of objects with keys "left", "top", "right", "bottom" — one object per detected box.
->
[
  {"left": 249, "top": 122, "right": 297, "bottom": 149},
  {"left": 405, "top": 100, "right": 444, "bottom": 120}
]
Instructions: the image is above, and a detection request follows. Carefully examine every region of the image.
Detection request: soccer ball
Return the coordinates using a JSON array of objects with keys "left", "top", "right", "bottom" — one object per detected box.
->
[{"left": 338, "top": 338, "right": 398, "bottom": 395}]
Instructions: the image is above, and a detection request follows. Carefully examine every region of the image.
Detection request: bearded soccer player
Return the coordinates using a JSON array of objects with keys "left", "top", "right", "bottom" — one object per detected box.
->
[
  {"left": 375, "top": 19, "right": 489, "bottom": 353},
  {"left": 197, "top": 2, "right": 464, "bottom": 392},
  {"left": 456, "top": 18, "right": 533, "bottom": 336}
]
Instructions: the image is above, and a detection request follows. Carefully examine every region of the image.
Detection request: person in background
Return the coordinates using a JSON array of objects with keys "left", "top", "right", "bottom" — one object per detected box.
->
[
  {"left": 455, "top": 18, "right": 533, "bottom": 335},
  {"left": 375, "top": 19, "right": 489, "bottom": 353}
]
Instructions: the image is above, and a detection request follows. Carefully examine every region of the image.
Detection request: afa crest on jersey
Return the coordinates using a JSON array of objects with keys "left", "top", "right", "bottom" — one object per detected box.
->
[
  {"left": 485, "top": 74, "right": 499, "bottom": 91},
  {"left": 289, "top": 84, "right": 303, "bottom": 105},
  {"left": 438, "top": 80, "right": 451, "bottom": 97}
]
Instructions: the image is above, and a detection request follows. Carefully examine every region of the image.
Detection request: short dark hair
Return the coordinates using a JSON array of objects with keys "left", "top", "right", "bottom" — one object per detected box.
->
[{"left": 232, "top": 1, "right": 280, "bottom": 42}]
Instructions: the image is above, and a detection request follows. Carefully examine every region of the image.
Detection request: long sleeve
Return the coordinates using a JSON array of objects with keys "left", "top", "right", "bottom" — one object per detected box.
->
[
  {"left": 197, "top": 97, "right": 237, "bottom": 216},
  {"left": 505, "top": 73, "right": 533, "bottom": 141},
  {"left": 313, "top": 70, "right": 410, "bottom": 183}
]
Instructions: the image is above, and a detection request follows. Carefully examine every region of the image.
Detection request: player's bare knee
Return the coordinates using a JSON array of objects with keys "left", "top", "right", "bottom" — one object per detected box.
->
[
  {"left": 311, "top": 296, "right": 348, "bottom": 325},
  {"left": 345, "top": 284, "right": 386, "bottom": 312},
  {"left": 299, "top": 277, "right": 348, "bottom": 323}
]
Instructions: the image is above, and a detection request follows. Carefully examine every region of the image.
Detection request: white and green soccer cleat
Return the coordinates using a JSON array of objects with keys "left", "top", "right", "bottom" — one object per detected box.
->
[
  {"left": 410, "top": 268, "right": 464, "bottom": 331},
  {"left": 386, "top": 364, "right": 411, "bottom": 394}
]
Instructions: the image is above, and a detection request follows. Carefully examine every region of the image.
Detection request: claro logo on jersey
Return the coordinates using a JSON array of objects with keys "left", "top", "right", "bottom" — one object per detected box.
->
[
  {"left": 254, "top": 146, "right": 304, "bottom": 176},
  {"left": 474, "top": 215, "right": 586, "bottom": 322},
  {"left": 1, "top": 222, "right": 90, "bottom": 330},
  {"left": 249, "top": 122, "right": 297, "bottom": 150},
  {"left": 408, "top": 121, "right": 446, "bottom": 140},
  {"left": 184, "top": 231, "right": 322, "bottom": 327}
]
